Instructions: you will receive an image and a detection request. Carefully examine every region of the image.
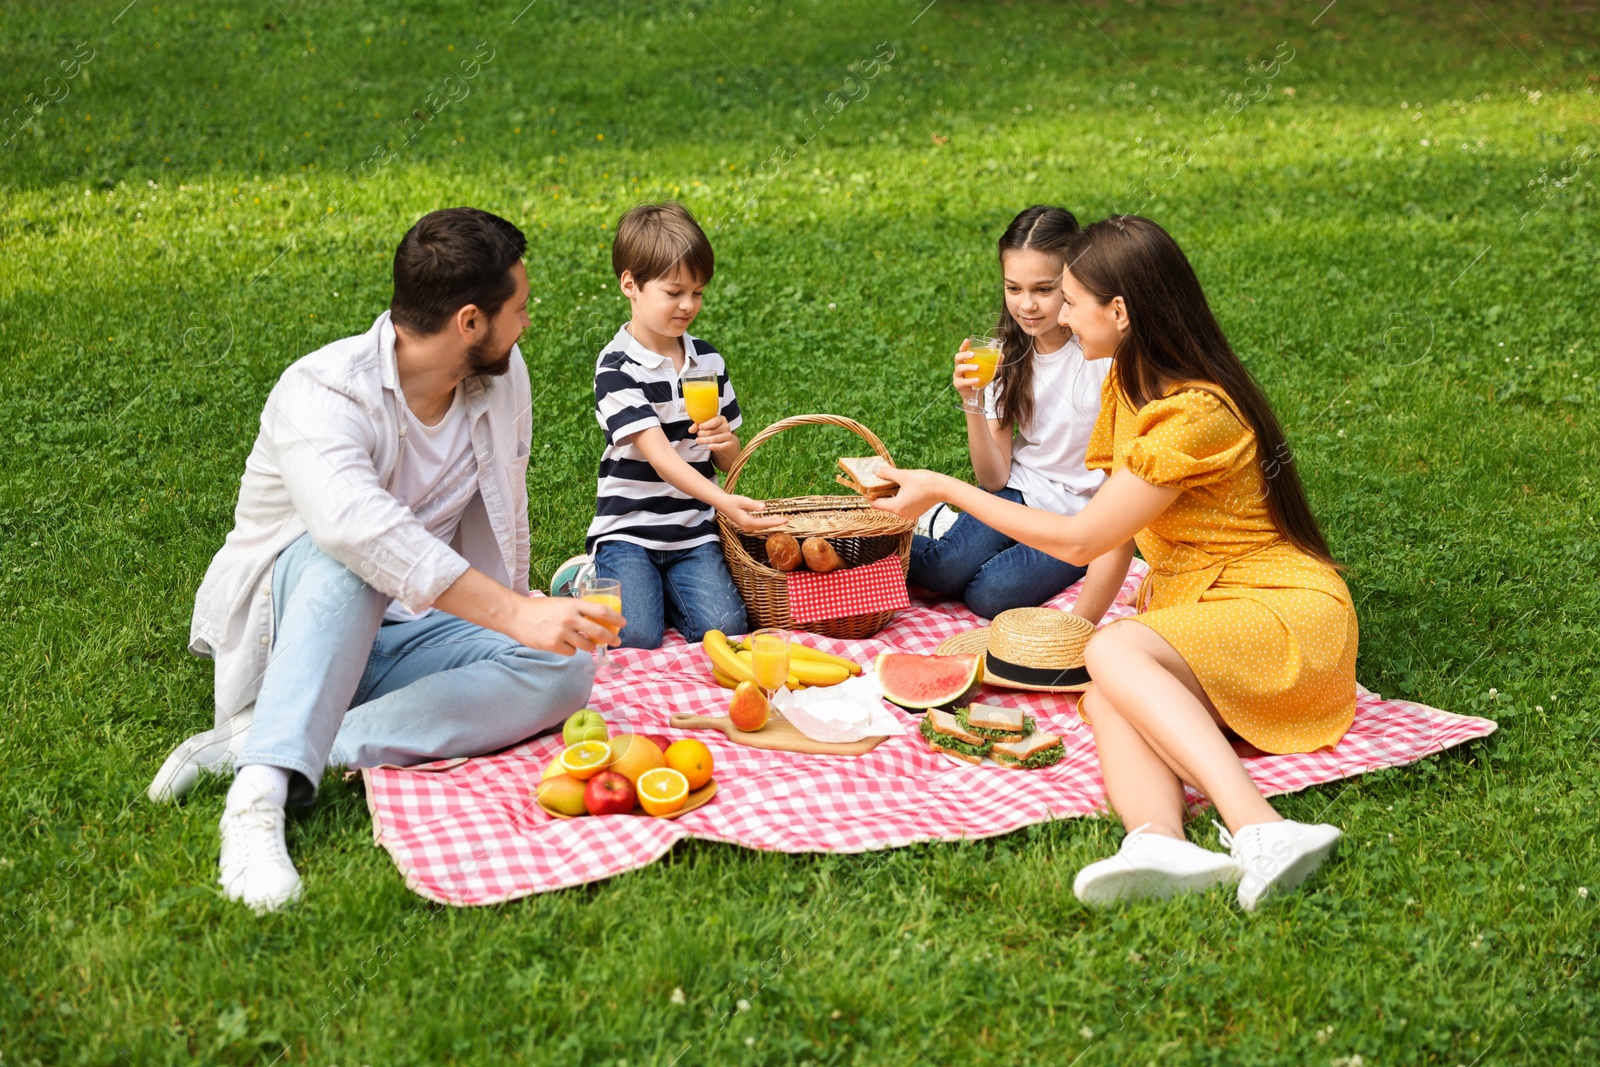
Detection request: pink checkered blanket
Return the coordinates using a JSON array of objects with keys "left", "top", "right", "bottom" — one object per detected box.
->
[{"left": 363, "top": 560, "right": 1497, "bottom": 905}]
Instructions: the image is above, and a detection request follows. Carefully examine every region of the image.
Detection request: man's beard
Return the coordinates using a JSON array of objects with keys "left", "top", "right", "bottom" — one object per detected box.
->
[{"left": 463, "top": 325, "right": 515, "bottom": 378}]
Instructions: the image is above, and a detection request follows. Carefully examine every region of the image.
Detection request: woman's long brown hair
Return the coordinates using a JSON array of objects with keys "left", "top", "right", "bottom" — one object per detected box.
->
[
  {"left": 1063, "top": 216, "right": 1339, "bottom": 568},
  {"left": 991, "top": 205, "right": 1079, "bottom": 431}
]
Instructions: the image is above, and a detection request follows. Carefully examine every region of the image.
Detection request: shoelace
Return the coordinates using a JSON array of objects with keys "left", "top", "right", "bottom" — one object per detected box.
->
[
  {"left": 1119, "top": 822, "right": 1156, "bottom": 851},
  {"left": 1213, "top": 819, "right": 1267, "bottom": 860},
  {"left": 225, "top": 801, "right": 289, "bottom": 868}
]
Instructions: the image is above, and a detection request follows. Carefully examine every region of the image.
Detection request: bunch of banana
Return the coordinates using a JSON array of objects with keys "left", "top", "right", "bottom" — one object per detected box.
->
[{"left": 702, "top": 630, "right": 861, "bottom": 690}]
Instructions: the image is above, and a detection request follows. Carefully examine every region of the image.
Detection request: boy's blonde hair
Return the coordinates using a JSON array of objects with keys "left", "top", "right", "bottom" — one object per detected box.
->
[{"left": 611, "top": 201, "right": 714, "bottom": 286}]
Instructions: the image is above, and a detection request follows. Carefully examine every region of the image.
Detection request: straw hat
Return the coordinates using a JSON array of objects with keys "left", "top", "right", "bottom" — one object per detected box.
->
[{"left": 935, "top": 607, "right": 1095, "bottom": 692}]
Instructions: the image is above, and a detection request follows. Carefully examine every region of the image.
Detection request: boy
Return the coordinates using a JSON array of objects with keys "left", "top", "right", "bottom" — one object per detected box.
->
[{"left": 583, "top": 202, "right": 783, "bottom": 648}]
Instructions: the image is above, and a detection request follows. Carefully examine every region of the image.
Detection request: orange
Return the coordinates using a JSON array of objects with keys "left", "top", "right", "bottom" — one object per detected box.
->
[
  {"left": 559, "top": 740, "right": 613, "bottom": 781},
  {"left": 664, "top": 739, "right": 713, "bottom": 790},
  {"left": 637, "top": 768, "right": 689, "bottom": 817},
  {"left": 607, "top": 733, "right": 665, "bottom": 786}
]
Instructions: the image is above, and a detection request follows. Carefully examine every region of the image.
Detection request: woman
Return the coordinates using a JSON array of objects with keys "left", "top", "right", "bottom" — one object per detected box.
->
[{"left": 875, "top": 216, "right": 1357, "bottom": 910}]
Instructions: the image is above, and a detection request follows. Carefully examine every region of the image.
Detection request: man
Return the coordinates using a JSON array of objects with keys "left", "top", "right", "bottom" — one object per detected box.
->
[{"left": 150, "top": 207, "right": 622, "bottom": 913}]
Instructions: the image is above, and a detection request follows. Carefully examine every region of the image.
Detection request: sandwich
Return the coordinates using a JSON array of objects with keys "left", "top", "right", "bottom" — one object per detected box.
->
[
  {"left": 957, "top": 703, "right": 1035, "bottom": 741},
  {"left": 836, "top": 456, "right": 898, "bottom": 500},
  {"left": 918, "top": 707, "right": 992, "bottom": 765},
  {"left": 991, "top": 729, "right": 1066, "bottom": 770}
]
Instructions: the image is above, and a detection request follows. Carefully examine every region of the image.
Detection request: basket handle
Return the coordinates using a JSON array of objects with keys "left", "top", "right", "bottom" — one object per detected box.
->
[{"left": 722, "top": 413, "right": 895, "bottom": 497}]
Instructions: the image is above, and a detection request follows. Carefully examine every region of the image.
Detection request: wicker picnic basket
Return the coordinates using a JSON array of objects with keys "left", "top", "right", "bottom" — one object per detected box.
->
[{"left": 717, "top": 414, "right": 914, "bottom": 639}]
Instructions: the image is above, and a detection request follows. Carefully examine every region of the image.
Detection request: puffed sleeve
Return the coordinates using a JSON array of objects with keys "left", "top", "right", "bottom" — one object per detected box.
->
[
  {"left": 1124, "top": 389, "right": 1254, "bottom": 489},
  {"left": 1084, "top": 373, "right": 1118, "bottom": 473}
]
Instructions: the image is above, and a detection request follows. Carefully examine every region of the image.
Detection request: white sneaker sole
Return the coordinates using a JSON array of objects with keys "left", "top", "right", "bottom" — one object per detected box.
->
[
  {"left": 220, "top": 875, "right": 303, "bottom": 914},
  {"left": 1074, "top": 857, "right": 1242, "bottom": 906},
  {"left": 1237, "top": 826, "right": 1342, "bottom": 911}
]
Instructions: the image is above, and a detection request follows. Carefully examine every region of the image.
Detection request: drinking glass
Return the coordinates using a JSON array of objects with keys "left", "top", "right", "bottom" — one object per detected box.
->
[
  {"left": 577, "top": 575, "right": 623, "bottom": 676},
  {"left": 682, "top": 372, "right": 721, "bottom": 428},
  {"left": 960, "top": 337, "right": 1002, "bottom": 414},
  {"left": 749, "top": 628, "right": 791, "bottom": 708}
]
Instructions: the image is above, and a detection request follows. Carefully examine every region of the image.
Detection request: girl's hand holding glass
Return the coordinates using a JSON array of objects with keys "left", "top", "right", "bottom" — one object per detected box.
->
[{"left": 954, "top": 337, "right": 1001, "bottom": 414}]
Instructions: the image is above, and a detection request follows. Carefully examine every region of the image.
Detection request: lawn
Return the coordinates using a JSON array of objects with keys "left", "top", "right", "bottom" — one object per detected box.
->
[{"left": 2, "top": 0, "right": 1598, "bottom": 1063}]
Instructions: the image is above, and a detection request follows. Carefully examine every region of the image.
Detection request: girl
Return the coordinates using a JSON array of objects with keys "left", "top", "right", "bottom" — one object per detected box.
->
[
  {"left": 876, "top": 216, "right": 1355, "bottom": 910},
  {"left": 911, "top": 205, "right": 1131, "bottom": 624}
]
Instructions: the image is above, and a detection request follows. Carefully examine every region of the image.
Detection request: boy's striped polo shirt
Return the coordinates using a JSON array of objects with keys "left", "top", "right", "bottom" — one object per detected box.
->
[{"left": 585, "top": 323, "right": 742, "bottom": 553}]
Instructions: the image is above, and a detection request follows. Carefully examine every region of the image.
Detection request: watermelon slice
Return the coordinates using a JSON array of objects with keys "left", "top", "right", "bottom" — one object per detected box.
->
[{"left": 875, "top": 653, "right": 982, "bottom": 711}]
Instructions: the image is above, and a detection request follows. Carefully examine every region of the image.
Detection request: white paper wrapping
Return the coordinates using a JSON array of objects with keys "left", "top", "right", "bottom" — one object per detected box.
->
[{"left": 771, "top": 670, "right": 907, "bottom": 743}]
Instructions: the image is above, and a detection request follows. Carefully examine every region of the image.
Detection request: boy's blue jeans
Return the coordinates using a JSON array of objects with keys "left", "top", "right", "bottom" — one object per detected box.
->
[
  {"left": 592, "top": 539, "right": 748, "bottom": 649},
  {"left": 237, "top": 534, "right": 595, "bottom": 802},
  {"left": 909, "top": 487, "right": 1088, "bottom": 620}
]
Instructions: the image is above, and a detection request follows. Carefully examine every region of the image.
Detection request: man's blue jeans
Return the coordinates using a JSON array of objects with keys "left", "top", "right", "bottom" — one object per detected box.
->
[
  {"left": 237, "top": 534, "right": 595, "bottom": 802},
  {"left": 592, "top": 539, "right": 748, "bottom": 648},
  {"left": 909, "top": 487, "right": 1088, "bottom": 620}
]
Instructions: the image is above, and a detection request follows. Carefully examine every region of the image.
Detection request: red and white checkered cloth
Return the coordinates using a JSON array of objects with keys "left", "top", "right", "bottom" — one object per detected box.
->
[
  {"left": 784, "top": 554, "right": 911, "bottom": 624},
  {"left": 364, "top": 558, "right": 1498, "bottom": 905}
]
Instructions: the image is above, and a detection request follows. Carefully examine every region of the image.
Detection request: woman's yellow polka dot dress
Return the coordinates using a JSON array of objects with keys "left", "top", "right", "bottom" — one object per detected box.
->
[{"left": 1086, "top": 375, "right": 1358, "bottom": 754}]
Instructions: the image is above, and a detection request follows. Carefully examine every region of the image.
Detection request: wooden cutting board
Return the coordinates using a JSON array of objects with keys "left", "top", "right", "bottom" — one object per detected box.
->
[{"left": 668, "top": 711, "right": 888, "bottom": 756}]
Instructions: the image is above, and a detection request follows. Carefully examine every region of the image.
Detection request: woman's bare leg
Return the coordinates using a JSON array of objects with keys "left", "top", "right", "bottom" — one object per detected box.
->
[
  {"left": 1080, "top": 686, "right": 1188, "bottom": 839},
  {"left": 1084, "top": 621, "right": 1282, "bottom": 834}
]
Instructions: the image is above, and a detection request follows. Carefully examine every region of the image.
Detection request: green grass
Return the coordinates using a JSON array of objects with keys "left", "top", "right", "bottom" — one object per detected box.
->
[{"left": 3, "top": 0, "right": 1598, "bottom": 1063}]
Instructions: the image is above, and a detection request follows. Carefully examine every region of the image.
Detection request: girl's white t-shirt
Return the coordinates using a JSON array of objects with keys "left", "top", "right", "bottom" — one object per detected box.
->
[{"left": 982, "top": 337, "right": 1110, "bottom": 516}]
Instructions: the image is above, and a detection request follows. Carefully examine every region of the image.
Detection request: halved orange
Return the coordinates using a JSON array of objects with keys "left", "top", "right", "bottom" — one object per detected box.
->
[
  {"left": 559, "top": 740, "right": 613, "bottom": 781},
  {"left": 637, "top": 768, "right": 690, "bottom": 817}
]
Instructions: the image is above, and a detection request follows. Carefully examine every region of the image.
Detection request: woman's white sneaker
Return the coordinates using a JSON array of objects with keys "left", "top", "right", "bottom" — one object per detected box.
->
[
  {"left": 147, "top": 710, "right": 252, "bottom": 803},
  {"left": 1220, "top": 819, "right": 1342, "bottom": 911},
  {"left": 1073, "top": 824, "right": 1242, "bottom": 906},
  {"left": 218, "top": 795, "right": 302, "bottom": 913}
]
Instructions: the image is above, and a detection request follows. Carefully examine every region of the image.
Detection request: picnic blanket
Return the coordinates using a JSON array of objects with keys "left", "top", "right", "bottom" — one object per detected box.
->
[{"left": 363, "top": 559, "right": 1498, "bottom": 905}]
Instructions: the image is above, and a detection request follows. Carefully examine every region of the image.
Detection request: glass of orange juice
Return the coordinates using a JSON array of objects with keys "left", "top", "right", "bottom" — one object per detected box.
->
[
  {"left": 749, "top": 627, "right": 790, "bottom": 706},
  {"left": 961, "top": 338, "right": 1002, "bottom": 414},
  {"left": 577, "top": 575, "right": 623, "bottom": 675},
  {"left": 682, "top": 372, "right": 721, "bottom": 429}
]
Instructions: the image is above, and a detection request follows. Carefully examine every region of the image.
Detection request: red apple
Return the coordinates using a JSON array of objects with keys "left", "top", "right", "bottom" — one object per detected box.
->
[{"left": 583, "top": 770, "right": 636, "bottom": 816}]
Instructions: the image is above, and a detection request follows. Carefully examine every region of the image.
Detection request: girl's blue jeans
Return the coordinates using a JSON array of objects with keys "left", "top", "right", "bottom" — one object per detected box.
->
[{"left": 908, "top": 487, "right": 1088, "bottom": 619}]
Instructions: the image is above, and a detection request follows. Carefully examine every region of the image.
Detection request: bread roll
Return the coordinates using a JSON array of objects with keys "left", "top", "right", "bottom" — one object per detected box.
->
[
  {"left": 765, "top": 534, "right": 803, "bottom": 572},
  {"left": 801, "top": 537, "right": 843, "bottom": 573}
]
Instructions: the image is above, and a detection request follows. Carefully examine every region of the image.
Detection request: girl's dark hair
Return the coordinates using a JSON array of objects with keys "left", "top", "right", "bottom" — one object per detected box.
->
[
  {"left": 991, "top": 205, "right": 1080, "bottom": 430},
  {"left": 391, "top": 207, "right": 527, "bottom": 335},
  {"left": 1063, "top": 215, "right": 1338, "bottom": 568}
]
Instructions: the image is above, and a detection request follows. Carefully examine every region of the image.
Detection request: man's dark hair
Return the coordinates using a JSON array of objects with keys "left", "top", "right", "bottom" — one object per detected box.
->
[{"left": 390, "top": 208, "right": 527, "bottom": 335}]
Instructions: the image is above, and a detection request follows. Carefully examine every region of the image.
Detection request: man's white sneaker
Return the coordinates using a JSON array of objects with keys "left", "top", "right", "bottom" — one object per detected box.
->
[
  {"left": 218, "top": 796, "right": 302, "bottom": 913},
  {"left": 1073, "top": 824, "right": 1242, "bottom": 906},
  {"left": 1219, "top": 819, "right": 1342, "bottom": 911},
  {"left": 147, "top": 710, "right": 252, "bottom": 803}
]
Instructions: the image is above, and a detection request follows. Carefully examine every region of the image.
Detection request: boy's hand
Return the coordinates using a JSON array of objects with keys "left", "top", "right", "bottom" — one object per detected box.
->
[
  {"left": 691, "top": 414, "right": 738, "bottom": 454},
  {"left": 718, "top": 494, "right": 788, "bottom": 533}
]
